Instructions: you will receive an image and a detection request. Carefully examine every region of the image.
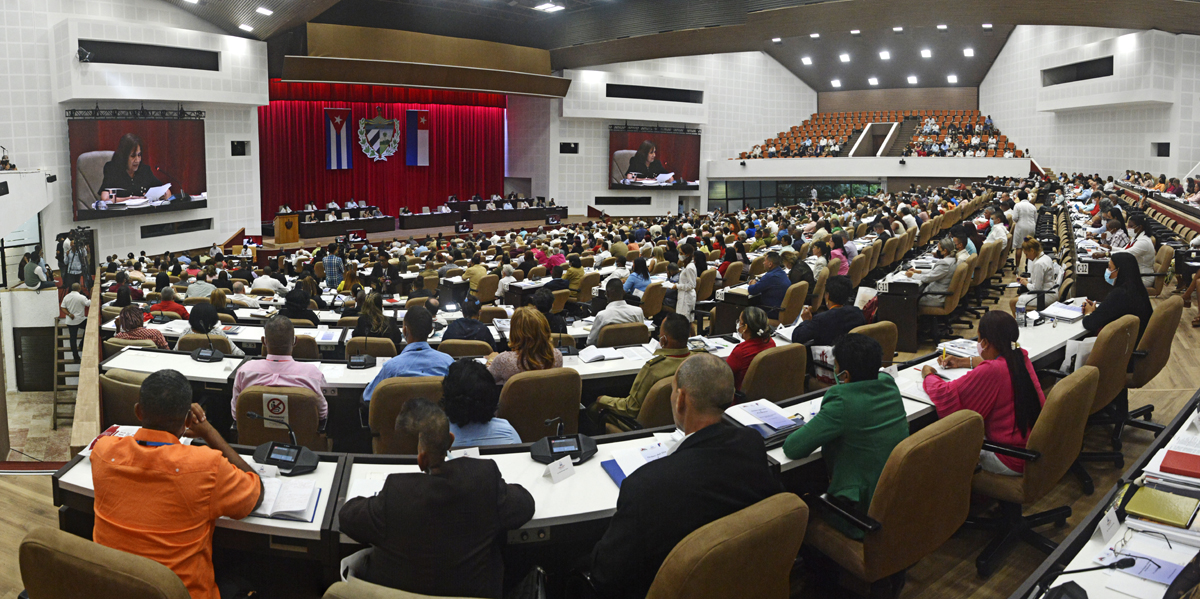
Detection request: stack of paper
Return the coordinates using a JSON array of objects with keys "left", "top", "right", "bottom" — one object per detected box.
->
[
  {"left": 601, "top": 442, "right": 670, "bottom": 487},
  {"left": 937, "top": 339, "right": 980, "bottom": 357},
  {"left": 726, "top": 399, "right": 804, "bottom": 439},
  {"left": 1040, "top": 301, "right": 1085, "bottom": 322},
  {"left": 579, "top": 346, "right": 623, "bottom": 363},
  {"left": 250, "top": 477, "right": 321, "bottom": 522}
]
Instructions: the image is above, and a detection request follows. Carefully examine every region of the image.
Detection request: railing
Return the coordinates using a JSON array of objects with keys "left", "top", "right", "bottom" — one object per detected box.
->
[{"left": 68, "top": 282, "right": 105, "bottom": 456}]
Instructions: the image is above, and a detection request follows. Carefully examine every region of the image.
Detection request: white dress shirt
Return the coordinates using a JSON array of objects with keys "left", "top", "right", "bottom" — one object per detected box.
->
[{"left": 587, "top": 300, "right": 646, "bottom": 347}]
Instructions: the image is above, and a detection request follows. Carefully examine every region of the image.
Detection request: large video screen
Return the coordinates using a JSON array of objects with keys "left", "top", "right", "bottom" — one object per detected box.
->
[
  {"left": 608, "top": 131, "right": 700, "bottom": 190},
  {"left": 68, "top": 119, "right": 208, "bottom": 221}
]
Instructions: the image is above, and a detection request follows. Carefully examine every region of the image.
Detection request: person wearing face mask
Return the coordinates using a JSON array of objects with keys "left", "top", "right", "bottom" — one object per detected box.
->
[
  {"left": 922, "top": 311, "right": 1046, "bottom": 476},
  {"left": 1010, "top": 238, "right": 1059, "bottom": 313},
  {"left": 985, "top": 211, "right": 1010, "bottom": 245},
  {"left": 1081, "top": 252, "right": 1154, "bottom": 338},
  {"left": 781, "top": 333, "right": 908, "bottom": 539},
  {"left": 725, "top": 307, "right": 775, "bottom": 391},
  {"left": 589, "top": 314, "right": 692, "bottom": 429},
  {"left": 907, "top": 237, "right": 959, "bottom": 307}
]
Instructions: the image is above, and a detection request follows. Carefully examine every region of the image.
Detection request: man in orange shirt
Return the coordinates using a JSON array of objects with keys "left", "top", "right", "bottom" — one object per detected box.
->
[{"left": 92, "top": 369, "right": 262, "bottom": 599}]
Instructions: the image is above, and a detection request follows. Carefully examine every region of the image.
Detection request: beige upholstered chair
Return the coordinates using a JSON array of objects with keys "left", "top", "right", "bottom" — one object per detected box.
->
[
  {"left": 644, "top": 493, "right": 809, "bottom": 599},
  {"left": 805, "top": 411, "right": 985, "bottom": 597},
  {"left": 345, "top": 337, "right": 398, "bottom": 360},
  {"left": 1146, "top": 244, "right": 1174, "bottom": 296},
  {"left": 369, "top": 376, "right": 443, "bottom": 454},
  {"left": 175, "top": 333, "right": 234, "bottom": 354},
  {"left": 772, "top": 281, "right": 809, "bottom": 327},
  {"left": 474, "top": 274, "right": 500, "bottom": 305},
  {"left": 99, "top": 368, "right": 150, "bottom": 428},
  {"left": 438, "top": 339, "right": 493, "bottom": 358},
  {"left": 74, "top": 151, "right": 115, "bottom": 212},
  {"left": 722, "top": 262, "right": 744, "bottom": 289},
  {"left": 1123, "top": 296, "right": 1183, "bottom": 435},
  {"left": 741, "top": 344, "right": 807, "bottom": 404},
  {"left": 235, "top": 386, "right": 328, "bottom": 451},
  {"left": 496, "top": 368, "right": 581, "bottom": 442},
  {"left": 603, "top": 377, "right": 675, "bottom": 434},
  {"left": 970, "top": 366, "right": 1099, "bottom": 576},
  {"left": 596, "top": 322, "right": 650, "bottom": 348},
  {"left": 640, "top": 283, "right": 666, "bottom": 319},
  {"left": 848, "top": 321, "right": 898, "bottom": 366},
  {"left": 20, "top": 526, "right": 190, "bottom": 599},
  {"left": 103, "top": 337, "right": 157, "bottom": 359}
]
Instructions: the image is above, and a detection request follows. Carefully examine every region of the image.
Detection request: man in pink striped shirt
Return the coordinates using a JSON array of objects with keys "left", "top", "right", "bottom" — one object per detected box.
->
[{"left": 230, "top": 316, "right": 327, "bottom": 426}]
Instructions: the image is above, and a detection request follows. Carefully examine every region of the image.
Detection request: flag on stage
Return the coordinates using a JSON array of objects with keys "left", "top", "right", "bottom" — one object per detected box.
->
[
  {"left": 406, "top": 110, "right": 429, "bottom": 166},
  {"left": 325, "top": 108, "right": 353, "bottom": 170}
]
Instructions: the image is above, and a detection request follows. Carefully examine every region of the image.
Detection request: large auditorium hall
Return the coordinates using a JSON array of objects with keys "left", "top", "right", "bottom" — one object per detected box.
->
[{"left": 4, "top": 1, "right": 1200, "bottom": 598}]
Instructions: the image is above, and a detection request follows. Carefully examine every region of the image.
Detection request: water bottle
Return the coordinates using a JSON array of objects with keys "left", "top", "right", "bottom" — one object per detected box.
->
[{"left": 1015, "top": 304, "right": 1026, "bottom": 326}]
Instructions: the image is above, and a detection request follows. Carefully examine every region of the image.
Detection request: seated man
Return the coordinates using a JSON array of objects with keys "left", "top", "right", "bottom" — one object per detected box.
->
[
  {"left": 363, "top": 307, "right": 454, "bottom": 402},
  {"left": 502, "top": 200, "right": 513, "bottom": 210},
  {"left": 782, "top": 334, "right": 908, "bottom": 538},
  {"left": 442, "top": 297, "right": 495, "bottom": 351},
  {"left": 149, "top": 288, "right": 189, "bottom": 319},
  {"left": 586, "top": 354, "right": 783, "bottom": 599},
  {"left": 747, "top": 251, "right": 790, "bottom": 319},
  {"left": 251, "top": 267, "right": 286, "bottom": 293},
  {"left": 186, "top": 268, "right": 217, "bottom": 299},
  {"left": 340, "top": 399, "right": 534, "bottom": 597},
  {"left": 590, "top": 313, "right": 690, "bottom": 427},
  {"left": 92, "top": 370, "right": 263, "bottom": 599},
  {"left": 228, "top": 281, "right": 261, "bottom": 308},
  {"left": 231, "top": 315, "right": 328, "bottom": 425},
  {"left": 586, "top": 279, "right": 646, "bottom": 347},
  {"left": 304, "top": 202, "right": 318, "bottom": 210},
  {"left": 327, "top": 200, "right": 341, "bottom": 210},
  {"left": 791, "top": 275, "right": 866, "bottom": 346},
  {"left": 541, "top": 265, "right": 570, "bottom": 293},
  {"left": 346, "top": 199, "right": 359, "bottom": 208},
  {"left": 108, "top": 271, "right": 144, "bottom": 300}
]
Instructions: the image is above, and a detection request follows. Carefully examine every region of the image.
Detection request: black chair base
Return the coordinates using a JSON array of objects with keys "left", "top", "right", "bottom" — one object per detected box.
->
[
  {"left": 1069, "top": 461, "right": 1095, "bottom": 495},
  {"left": 966, "top": 501, "right": 1069, "bottom": 578}
]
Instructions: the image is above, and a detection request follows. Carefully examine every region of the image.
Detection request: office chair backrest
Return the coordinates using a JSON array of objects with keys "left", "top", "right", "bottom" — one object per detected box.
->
[
  {"left": 576, "top": 272, "right": 602, "bottom": 304},
  {"left": 825, "top": 258, "right": 842, "bottom": 278},
  {"left": 175, "top": 333, "right": 234, "bottom": 354},
  {"left": 640, "top": 283, "right": 666, "bottom": 319},
  {"left": 741, "top": 344, "right": 807, "bottom": 405},
  {"left": 20, "top": 526, "right": 191, "bottom": 599},
  {"left": 848, "top": 321, "right": 898, "bottom": 365},
  {"left": 337, "top": 316, "right": 360, "bottom": 328},
  {"left": 103, "top": 338, "right": 157, "bottom": 358},
  {"left": 345, "top": 336, "right": 398, "bottom": 360},
  {"left": 696, "top": 268, "right": 717, "bottom": 302},
  {"left": 496, "top": 367, "right": 581, "bottom": 442},
  {"left": 645, "top": 493, "right": 809, "bottom": 599},
  {"left": 808, "top": 267, "right": 829, "bottom": 310},
  {"left": 438, "top": 339, "right": 493, "bottom": 358},
  {"left": 879, "top": 237, "right": 901, "bottom": 269},
  {"left": 369, "top": 376, "right": 443, "bottom": 454},
  {"left": 99, "top": 368, "right": 150, "bottom": 428},
  {"left": 596, "top": 322, "right": 651, "bottom": 348},
  {"left": 150, "top": 310, "right": 181, "bottom": 321},
  {"left": 1018, "top": 366, "right": 1099, "bottom": 502},
  {"left": 529, "top": 266, "right": 547, "bottom": 280},
  {"left": 847, "top": 254, "right": 868, "bottom": 287},
  {"left": 217, "top": 313, "right": 237, "bottom": 325},
  {"left": 862, "top": 410, "right": 984, "bottom": 581},
  {"left": 235, "top": 386, "right": 326, "bottom": 451},
  {"left": 550, "top": 289, "right": 570, "bottom": 314},
  {"left": 1147, "top": 244, "right": 1174, "bottom": 295},
  {"left": 1085, "top": 314, "right": 1139, "bottom": 414},
  {"left": 474, "top": 274, "right": 500, "bottom": 304},
  {"left": 549, "top": 333, "right": 575, "bottom": 349},
  {"left": 637, "top": 377, "right": 677, "bottom": 429},
  {"left": 867, "top": 240, "right": 883, "bottom": 271},
  {"left": 479, "top": 306, "right": 508, "bottom": 324},
  {"left": 722, "top": 262, "right": 744, "bottom": 289},
  {"left": 1129, "top": 296, "right": 1182, "bottom": 388},
  {"left": 775, "top": 281, "right": 809, "bottom": 326},
  {"left": 748, "top": 256, "right": 766, "bottom": 277}
]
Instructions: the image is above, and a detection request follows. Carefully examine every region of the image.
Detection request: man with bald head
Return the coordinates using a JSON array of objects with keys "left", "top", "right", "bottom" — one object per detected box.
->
[
  {"left": 586, "top": 353, "right": 783, "bottom": 599},
  {"left": 230, "top": 315, "right": 328, "bottom": 427}
]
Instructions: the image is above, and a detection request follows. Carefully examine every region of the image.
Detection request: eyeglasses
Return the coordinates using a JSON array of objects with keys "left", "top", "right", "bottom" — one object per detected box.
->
[{"left": 1112, "top": 529, "right": 1169, "bottom": 571}]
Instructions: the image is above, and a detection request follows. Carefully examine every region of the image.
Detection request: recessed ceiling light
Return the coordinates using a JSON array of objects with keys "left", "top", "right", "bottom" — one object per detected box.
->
[
  {"left": 839, "top": 53, "right": 850, "bottom": 62},
  {"left": 534, "top": 2, "right": 565, "bottom": 12},
  {"left": 907, "top": 75, "right": 918, "bottom": 84},
  {"left": 801, "top": 56, "right": 813, "bottom": 66},
  {"left": 850, "top": 30, "right": 861, "bottom": 35},
  {"left": 921, "top": 49, "right": 932, "bottom": 58},
  {"left": 893, "top": 26, "right": 904, "bottom": 33},
  {"left": 982, "top": 23, "right": 993, "bottom": 29},
  {"left": 831, "top": 79, "right": 841, "bottom": 88},
  {"left": 879, "top": 51, "right": 891, "bottom": 60},
  {"left": 937, "top": 24, "right": 948, "bottom": 30},
  {"left": 183, "top": 0, "right": 197, "bottom": 3},
  {"left": 238, "top": 24, "right": 253, "bottom": 31},
  {"left": 771, "top": 37, "right": 782, "bottom": 43},
  {"left": 964, "top": 48, "right": 975, "bottom": 57},
  {"left": 810, "top": 33, "right": 820, "bottom": 39},
  {"left": 255, "top": 6, "right": 272, "bottom": 15},
  {"left": 947, "top": 74, "right": 958, "bottom": 83},
  {"left": 868, "top": 77, "right": 879, "bottom": 85}
]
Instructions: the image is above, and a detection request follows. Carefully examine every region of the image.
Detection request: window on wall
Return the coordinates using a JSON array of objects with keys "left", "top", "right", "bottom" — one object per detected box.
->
[{"left": 709, "top": 180, "right": 879, "bottom": 211}]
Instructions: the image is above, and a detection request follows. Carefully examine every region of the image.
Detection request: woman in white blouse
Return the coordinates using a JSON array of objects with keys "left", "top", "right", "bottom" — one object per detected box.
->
[
  {"left": 1011, "top": 238, "right": 1058, "bottom": 313},
  {"left": 675, "top": 244, "right": 699, "bottom": 321},
  {"left": 986, "top": 212, "right": 1010, "bottom": 245}
]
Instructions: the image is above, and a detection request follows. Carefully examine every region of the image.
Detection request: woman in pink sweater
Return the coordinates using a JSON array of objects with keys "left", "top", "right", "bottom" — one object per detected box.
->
[{"left": 921, "top": 311, "right": 1045, "bottom": 475}]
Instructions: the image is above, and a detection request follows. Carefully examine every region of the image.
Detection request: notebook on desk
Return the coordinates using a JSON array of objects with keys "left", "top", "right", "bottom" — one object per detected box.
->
[{"left": 250, "top": 478, "right": 322, "bottom": 523}]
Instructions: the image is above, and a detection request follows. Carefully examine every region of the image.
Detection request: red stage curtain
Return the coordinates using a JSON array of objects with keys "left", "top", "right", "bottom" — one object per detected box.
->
[{"left": 257, "top": 100, "right": 505, "bottom": 215}]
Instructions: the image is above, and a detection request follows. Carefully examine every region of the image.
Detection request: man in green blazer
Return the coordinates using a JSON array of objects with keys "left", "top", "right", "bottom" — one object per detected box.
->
[{"left": 783, "top": 333, "right": 909, "bottom": 538}]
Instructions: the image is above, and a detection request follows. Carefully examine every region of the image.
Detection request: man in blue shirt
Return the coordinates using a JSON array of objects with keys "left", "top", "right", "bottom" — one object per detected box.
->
[
  {"left": 363, "top": 307, "right": 454, "bottom": 402},
  {"left": 747, "top": 251, "right": 790, "bottom": 319},
  {"left": 322, "top": 242, "right": 344, "bottom": 289}
]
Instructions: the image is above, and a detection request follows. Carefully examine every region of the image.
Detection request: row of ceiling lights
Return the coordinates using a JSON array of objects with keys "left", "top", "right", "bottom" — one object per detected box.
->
[
  {"left": 770, "top": 22, "right": 993, "bottom": 42},
  {"left": 182, "top": 0, "right": 274, "bottom": 30},
  {"left": 798, "top": 46, "right": 975, "bottom": 65},
  {"left": 830, "top": 74, "right": 957, "bottom": 87}
]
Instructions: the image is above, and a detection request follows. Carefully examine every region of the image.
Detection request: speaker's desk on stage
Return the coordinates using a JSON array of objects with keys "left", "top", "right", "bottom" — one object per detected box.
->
[
  {"left": 466, "top": 207, "right": 567, "bottom": 225},
  {"left": 396, "top": 212, "right": 458, "bottom": 230},
  {"left": 298, "top": 215, "right": 396, "bottom": 239}
]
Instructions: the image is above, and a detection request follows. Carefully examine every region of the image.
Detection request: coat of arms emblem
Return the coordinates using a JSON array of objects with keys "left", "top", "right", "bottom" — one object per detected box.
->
[{"left": 358, "top": 108, "right": 400, "bottom": 161}]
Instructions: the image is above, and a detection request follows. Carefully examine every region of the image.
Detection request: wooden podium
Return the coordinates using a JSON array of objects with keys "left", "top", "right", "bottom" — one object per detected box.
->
[{"left": 274, "top": 213, "right": 299, "bottom": 244}]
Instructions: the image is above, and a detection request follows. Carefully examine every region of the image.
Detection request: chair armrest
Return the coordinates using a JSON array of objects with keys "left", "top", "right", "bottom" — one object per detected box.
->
[
  {"left": 814, "top": 493, "right": 882, "bottom": 533},
  {"left": 1141, "top": 272, "right": 1169, "bottom": 278},
  {"left": 982, "top": 441, "right": 1041, "bottom": 462},
  {"left": 596, "top": 407, "right": 643, "bottom": 431},
  {"left": 1037, "top": 368, "right": 1071, "bottom": 380},
  {"left": 924, "top": 290, "right": 955, "bottom": 296}
]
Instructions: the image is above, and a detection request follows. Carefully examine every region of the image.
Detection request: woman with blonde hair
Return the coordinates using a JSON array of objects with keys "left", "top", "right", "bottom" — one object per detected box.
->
[
  {"left": 209, "top": 288, "right": 238, "bottom": 320},
  {"left": 352, "top": 291, "right": 404, "bottom": 348},
  {"left": 338, "top": 263, "right": 362, "bottom": 293},
  {"left": 486, "top": 306, "right": 563, "bottom": 385}
]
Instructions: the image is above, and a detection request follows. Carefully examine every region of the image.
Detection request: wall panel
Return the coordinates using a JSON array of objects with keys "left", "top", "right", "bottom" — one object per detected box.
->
[{"left": 818, "top": 88, "right": 979, "bottom": 114}]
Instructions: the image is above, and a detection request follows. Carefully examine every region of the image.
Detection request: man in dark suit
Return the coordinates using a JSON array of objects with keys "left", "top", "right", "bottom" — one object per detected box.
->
[
  {"left": 747, "top": 251, "right": 790, "bottom": 319},
  {"left": 791, "top": 275, "right": 865, "bottom": 345},
  {"left": 339, "top": 399, "right": 534, "bottom": 598},
  {"left": 586, "top": 353, "right": 783, "bottom": 599},
  {"left": 229, "top": 263, "right": 255, "bottom": 283}
]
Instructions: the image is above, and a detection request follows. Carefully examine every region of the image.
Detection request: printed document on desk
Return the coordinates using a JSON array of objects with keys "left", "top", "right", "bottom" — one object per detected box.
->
[
  {"left": 602, "top": 442, "right": 670, "bottom": 488},
  {"left": 250, "top": 478, "right": 321, "bottom": 522}
]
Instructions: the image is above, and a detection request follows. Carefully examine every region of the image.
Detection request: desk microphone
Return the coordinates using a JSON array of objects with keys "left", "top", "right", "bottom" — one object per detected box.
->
[
  {"left": 247, "top": 411, "right": 298, "bottom": 445},
  {"left": 544, "top": 417, "right": 565, "bottom": 437},
  {"left": 1032, "top": 558, "right": 1136, "bottom": 598}
]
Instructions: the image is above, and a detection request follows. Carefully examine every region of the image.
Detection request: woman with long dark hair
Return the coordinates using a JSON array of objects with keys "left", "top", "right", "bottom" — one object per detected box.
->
[
  {"left": 1083, "top": 251, "right": 1154, "bottom": 335},
  {"left": 624, "top": 140, "right": 674, "bottom": 182},
  {"left": 921, "top": 311, "right": 1046, "bottom": 475},
  {"left": 97, "top": 133, "right": 164, "bottom": 202}
]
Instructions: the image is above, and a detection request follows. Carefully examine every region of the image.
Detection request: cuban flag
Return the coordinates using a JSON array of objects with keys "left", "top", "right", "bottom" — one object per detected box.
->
[
  {"left": 325, "top": 108, "right": 353, "bottom": 170},
  {"left": 406, "top": 109, "right": 429, "bottom": 166}
]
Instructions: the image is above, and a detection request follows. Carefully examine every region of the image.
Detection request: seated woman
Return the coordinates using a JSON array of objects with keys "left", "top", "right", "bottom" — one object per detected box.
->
[
  {"left": 280, "top": 288, "right": 321, "bottom": 327},
  {"left": 829, "top": 235, "right": 850, "bottom": 276},
  {"left": 352, "top": 292, "right": 405, "bottom": 349},
  {"left": 154, "top": 271, "right": 172, "bottom": 294},
  {"left": 112, "top": 286, "right": 134, "bottom": 308},
  {"left": 923, "top": 311, "right": 1044, "bottom": 475},
  {"left": 1082, "top": 252, "right": 1154, "bottom": 337},
  {"left": 114, "top": 305, "right": 168, "bottom": 350},
  {"left": 1010, "top": 237, "right": 1058, "bottom": 313},
  {"left": 808, "top": 241, "right": 829, "bottom": 274},
  {"left": 209, "top": 288, "right": 239, "bottom": 321},
  {"left": 487, "top": 306, "right": 563, "bottom": 385},
  {"left": 907, "top": 238, "right": 958, "bottom": 306},
  {"left": 174, "top": 303, "right": 244, "bottom": 356},
  {"left": 530, "top": 287, "right": 567, "bottom": 335},
  {"left": 725, "top": 306, "right": 775, "bottom": 391},
  {"left": 441, "top": 359, "right": 522, "bottom": 448},
  {"left": 622, "top": 257, "right": 652, "bottom": 300},
  {"left": 338, "top": 263, "right": 363, "bottom": 293}
]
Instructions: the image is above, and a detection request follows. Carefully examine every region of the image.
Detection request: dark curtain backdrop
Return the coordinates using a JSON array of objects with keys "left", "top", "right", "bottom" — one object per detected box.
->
[{"left": 258, "top": 98, "right": 506, "bottom": 215}]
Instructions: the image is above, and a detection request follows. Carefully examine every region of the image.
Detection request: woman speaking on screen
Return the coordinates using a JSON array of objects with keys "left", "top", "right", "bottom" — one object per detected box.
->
[
  {"left": 97, "top": 133, "right": 164, "bottom": 202},
  {"left": 624, "top": 140, "right": 675, "bottom": 183}
]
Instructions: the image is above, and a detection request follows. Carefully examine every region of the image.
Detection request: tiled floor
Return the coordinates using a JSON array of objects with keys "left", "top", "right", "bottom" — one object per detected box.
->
[{"left": 6, "top": 390, "right": 73, "bottom": 463}]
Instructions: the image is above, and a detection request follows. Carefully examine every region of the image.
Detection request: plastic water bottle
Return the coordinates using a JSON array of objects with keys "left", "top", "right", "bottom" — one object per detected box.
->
[{"left": 1015, "top": 304, "right": 1026, "bottom": 326}]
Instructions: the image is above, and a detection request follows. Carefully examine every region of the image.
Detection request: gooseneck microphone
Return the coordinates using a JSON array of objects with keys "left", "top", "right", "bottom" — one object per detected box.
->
[
  {"left": 247, "top": 411, "right": 298, "bottom": 445},
  {"left": 1033, "top": 557, "right": 1137, "bottom": 598}
]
